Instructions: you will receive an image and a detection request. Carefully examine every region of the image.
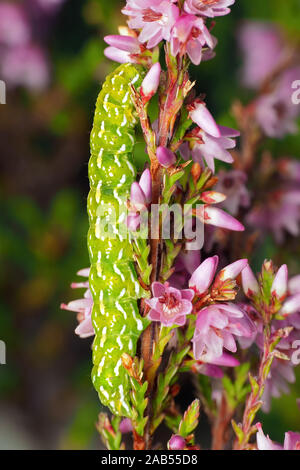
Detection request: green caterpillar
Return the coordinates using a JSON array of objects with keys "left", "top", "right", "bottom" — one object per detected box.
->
[{"left": 88, "top": 64, "right": 148, "bottom": 417}]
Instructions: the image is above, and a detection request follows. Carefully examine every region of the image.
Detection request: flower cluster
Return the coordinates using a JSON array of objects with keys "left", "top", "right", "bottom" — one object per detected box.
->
[
  {"left": 105, "top": 0, "right": 235, "bottom": 66},
  {"left": 181, "top": 102, "right": 240, "bottom": 173},
  {"left": 61, "top": 268, "right": 94, "bottom": 338},
  {"left": 145, "top": 256, "right": 254, "bottom": 365}
]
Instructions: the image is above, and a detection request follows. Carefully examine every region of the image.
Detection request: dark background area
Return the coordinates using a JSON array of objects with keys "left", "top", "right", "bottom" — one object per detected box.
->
[{"left": 0, "top": 0, "right": 299, "bottom": 449}]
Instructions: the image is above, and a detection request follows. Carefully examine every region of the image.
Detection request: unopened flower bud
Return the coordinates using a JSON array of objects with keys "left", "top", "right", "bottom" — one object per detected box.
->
[
  {"left": 203, "top": 206, "right": 245, "bottom": 231},
  {"left": 157, "top": 146, "right": 176, "bottom": 168},
  {"left": 242, "top": 264, "right": 259, "bottom": 298},
  {"left": 119, "top": 418, "right": 133, "bottom": 434},
  {"left": 280, "top": 293, "right": 300, "bottom": 316},
  {"left": 271, "top": 264, "right": 288, "bottom": 301},
  {"left": 201, "top": 191, "right": 226, "bottom": 204},
  {"left": 141, "top": 62, "right": 161, "bottom": 104},
  {"left": 189, "top": 101, "right": 221, "bottom": 138},
  {"left": 218, "top": 259, "right": 248, "bottom": 282},
  {"left": 168, "top": 435, "right": 186, "bottom": 450}
]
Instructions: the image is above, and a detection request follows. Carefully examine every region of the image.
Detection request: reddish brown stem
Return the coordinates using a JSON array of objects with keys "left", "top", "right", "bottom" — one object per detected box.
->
[
  {"left": 211, "top": 394, "right": 234, "bottom": 450},
  {"left": 234, "top": 326, "right": 271, "bottom": 450}
]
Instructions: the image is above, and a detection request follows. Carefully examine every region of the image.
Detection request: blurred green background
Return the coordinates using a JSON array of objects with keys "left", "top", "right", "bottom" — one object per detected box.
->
[{"left": 0, "top": 0, "right": 299, "bottom": 449}]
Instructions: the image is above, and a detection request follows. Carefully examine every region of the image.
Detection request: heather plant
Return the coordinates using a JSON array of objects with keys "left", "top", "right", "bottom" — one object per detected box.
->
[{"left": 62, "top": 1, "right": 300, "bottom": 450}]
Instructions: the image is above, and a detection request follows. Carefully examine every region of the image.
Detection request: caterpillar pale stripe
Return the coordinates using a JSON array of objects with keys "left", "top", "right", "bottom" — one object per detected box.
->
[{"left": 88, "top": 64, "right": 148, "bottom": 417}]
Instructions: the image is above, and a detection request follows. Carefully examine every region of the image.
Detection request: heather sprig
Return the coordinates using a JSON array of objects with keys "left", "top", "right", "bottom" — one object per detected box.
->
[{"left": 62, "top": 0, "right": 300, "bottom": 451}]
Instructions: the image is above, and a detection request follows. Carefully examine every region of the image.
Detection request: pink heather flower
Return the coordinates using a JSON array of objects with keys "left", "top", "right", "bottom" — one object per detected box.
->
[
  {"left": 217, "top": 259, "right": 248, "bottom": 282},
  {"left": 104, "top": 34, "right": 142, "bottom": 64},
  {"left": 271, "top": 264, "right": 288, "bottom": 301},
  {"left": 284, "top": 432, "right": 300, "bottom": 451},
  {"left": 202, "top": 206, "right": 245, "bottom": 232},
  {"left": 241, "top": 265, "right": 259, "bottom": 298},
  {"left": 256, "top": 423, "right": 300, "bottom": 451},
  {"left": 183, "top": 125, "right": 240, "bottom": 173},
  {"left": 1, "top": 45, "right": 49, "bottom": 91},
  {"left": 156, "top": 146, "right": 176, "bottom": 168},
  {"left": 255, "top": 66, "right": 300, "bottom": 139},
  {"left": 192, "top": 352, "right": 240, "bottom": 378},
  {"left": 123, "top": 0, "right": 179, "bottom": 49},
  {"left": 171, "top": 14, "right": 215, "bottom": 65},
  {"left": 169, "top": 250, "right": 201, "bottom": 289},
  {"left": 0, "top": 3, "right": 30, "bottom": 47},
  {"left": 238, "top": 22, "right": 284, "bottom": 89},
  {"left": 146, "top": 282, "right": 194, "bottom": 327},
  {"left": 141, "top": 62, "right": 161, "bottom": 103},
  {"left": 246, "top": 189, "right": 300, "bottom": 244},
  {"left": 127, "top": 169, "right": 152, "bottom": 231},
  {"left": 119, "top": 418, "right": 133, "bottom": 434},
  {"left": 168, "top": 435, "right": 186, "bottom": 450},
  {"left": 188, "top": 101, "right": 220, "bottom": 138},
  {"left": 189, "top": 255, "right": 219, "bottom": 295},
  {"left": 214, "top": 170, "right": 250, "bottom": 216},
  {"left": 184, "top": 0, "right": 235, "bottom": 18},
  {"left": 256, "top": 423, "right": 283, "bottom": 450},
  {"left": 61, "top": 268, "right": 94, "bottom": 339},
  {"left": 201, "top": 191, "right": 227, "bottom": 204},
  {"left": 280, "top": 294, "right": 300, "bottom": 316},
  {"left": 192, "top": 303, "right": 254, "bottom": 361}
]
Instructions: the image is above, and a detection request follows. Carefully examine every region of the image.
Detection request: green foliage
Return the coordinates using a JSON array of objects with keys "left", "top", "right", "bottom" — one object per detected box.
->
[
  {"left": 96, "top": 414, "right": 124, "bottom": 450},
  {"left": 223, "top": 363, "right": 252, "bottom": 410},
  {"left": 178, "top": 399, "right": 200, "bottom": 439},
  {"left": 123, "top": 355, "right": 149, "bottom": 437}
]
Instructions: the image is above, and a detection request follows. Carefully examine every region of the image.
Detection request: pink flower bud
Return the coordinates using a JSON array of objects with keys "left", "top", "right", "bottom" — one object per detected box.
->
[
  {"left": 126, "top": 213, "right": 141, "bottom": 232},
  {"left": 157, "top": 146, "right": 176, "bottom": 168},
  {"left": 168, "top": 435, "right": 186, "bottom": 450},
  {"left": 203, "top": 206, "right": 245, "bottom": 231},
  {"left": 201, "top": 191, "right": 227, "bottom": 204},
  {"left": 256, "top": 423, "right": 282, "bottom": 450},
  {"left": 189, "top": 255, "right": 219, "bottom": 294},
  {"left": 104, "top": 35, "right": 140, "bottom": 52},
  {"left": 218, "top": 259, "right": 248, "bottom": 281},
  {"left": 139, "top": 168, "right": 152, "bottom": 203},
  {"left": 189, "top": 101, "right": 221, "bottom": 138},
  {"left": 280, "top": 294, "right": 300, "bottom": 316},
  {"left": 104, "top": 47, "right": 133, "bottom": 64},
  {"left": 271, "top": 264, "right": 288, "bottom": 300},
  {"left": 141, "top": 63, "right": 161, "bottom": 103},
  {"left": 130, "top": 182, "right": 147, "bottom": 209},
  {"left": 242, "top": 264, "right": 259, "bottom": 297},
  {"left": 119, "top": 418, "right": 133, "bottom": 434}
]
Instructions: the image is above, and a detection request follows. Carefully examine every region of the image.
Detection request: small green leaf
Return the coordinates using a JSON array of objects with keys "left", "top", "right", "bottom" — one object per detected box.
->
[
  {"left": 231, "top": 419, "right": 244, "bottom": 444},
  {"left": 178, "top": 399, "right": 200, "bottom": 438}
]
